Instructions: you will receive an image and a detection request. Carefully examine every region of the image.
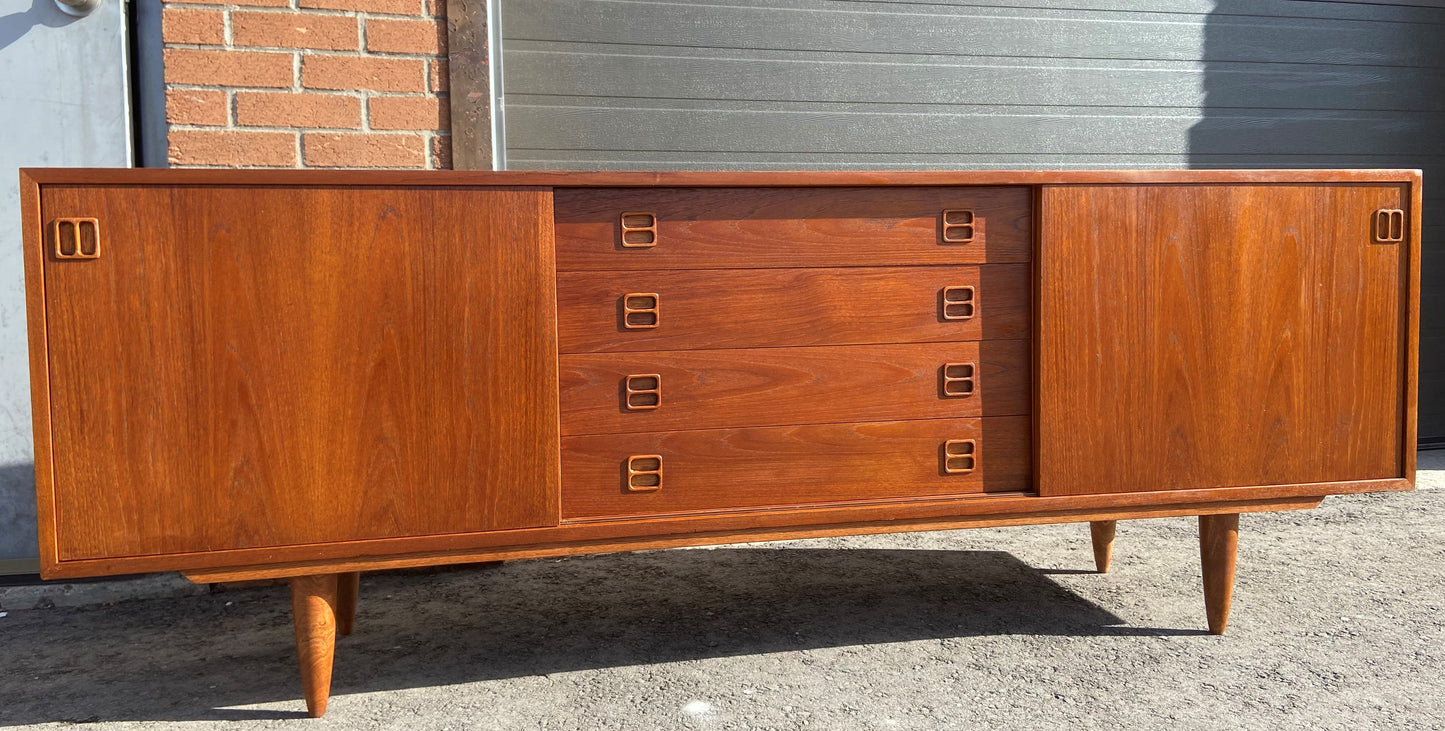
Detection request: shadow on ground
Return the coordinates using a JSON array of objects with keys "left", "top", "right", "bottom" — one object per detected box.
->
[{"left": 0, "top": 546, "right": 1203, "bottom": 724}]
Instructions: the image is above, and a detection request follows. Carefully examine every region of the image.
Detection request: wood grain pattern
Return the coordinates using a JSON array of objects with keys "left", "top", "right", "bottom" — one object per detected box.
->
[
  {"left": 1199, "top": 513, "right": 1240, "bottom": 635},
  {"left": 561, "top": 417, "right": 1031, "bottom": 519},
  {"left": 19, "top": 168, "right": 1420, "bottom": 583},
  {"left": 559, "top": 340, "right": 1029, "bottom": 435},
  {"left": 20, "top": 169, "right": 1422, "bottom": 720},
  {"left": 290, "top": 574, "right": 339, "bottom": 718},
  {"left": 557, "top": 264, "right": 1030, "bottom": 353},
  {"left": 1038, "top": 184, "right": 1409, "bottom": 495},
  {"left": 553, "top": 187, "right": 1031, "bottom": 269},
  {"left": 1089, "top": 520, "right": 1116, "bottom": 574},
  {"left": 39, "top": 186, "right": 560, "bottom": 560},
  {"left": 185, "top": 497, "right": 1323, "bottom": 583}
]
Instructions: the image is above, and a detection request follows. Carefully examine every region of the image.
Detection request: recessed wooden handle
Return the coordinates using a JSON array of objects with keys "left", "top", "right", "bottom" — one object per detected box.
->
[
  {"left": 621, "top": 293, "right": 660, "bottom": 329},
  {"left": 626, "top": 454, "right": 663, "bottom": 492},
  {"left": 941, "top": 362, "right": 976, "bottom": 397},
  {"left": 1373, "top": 208, "right": 1405, "bottom": 243},
  {"left": 943, "top": 439, "right": 976, "bottom": 474},
  {"left": 51, "top": 217, "right": 101, "bottom": 259},
  {"left": 941, "top": 286, "right": 975, "bottom": 321},
  {"left": 941, "top": 209, "right": 975, "bottom": 244},
  {"left": 620, "top": 211, "right": 657, "bottom": 247},
  {"left": 624, "top": 374, "right": 661, "bottom": 410}
]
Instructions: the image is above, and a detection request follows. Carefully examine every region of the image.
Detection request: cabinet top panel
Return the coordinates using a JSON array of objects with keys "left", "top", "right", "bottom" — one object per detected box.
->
[{"left": 18, "top": 168, "right": 1422, "bottom": 188}]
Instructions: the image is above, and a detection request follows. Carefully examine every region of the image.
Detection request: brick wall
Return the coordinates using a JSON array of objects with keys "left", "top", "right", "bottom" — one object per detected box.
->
[{"left": 161, "top": 0, "right": 451, "bottom": 169}]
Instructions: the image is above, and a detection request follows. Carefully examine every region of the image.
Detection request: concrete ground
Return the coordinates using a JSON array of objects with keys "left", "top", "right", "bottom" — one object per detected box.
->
[{"left": 1, "top": 457, "right": 1442, "bottom": 730}]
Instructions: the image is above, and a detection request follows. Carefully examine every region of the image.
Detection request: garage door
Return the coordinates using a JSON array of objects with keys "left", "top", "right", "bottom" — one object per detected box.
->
[{"left": 496, "top": 0, "right": 1445, "bottom": 440}]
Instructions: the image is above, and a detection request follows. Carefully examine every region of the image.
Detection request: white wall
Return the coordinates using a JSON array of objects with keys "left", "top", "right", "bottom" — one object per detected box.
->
[{"left": 0, "top": 0, "right": 131, "bottom": 569}]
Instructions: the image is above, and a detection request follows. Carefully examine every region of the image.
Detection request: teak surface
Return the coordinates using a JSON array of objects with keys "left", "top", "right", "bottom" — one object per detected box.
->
[
  {"left": 561, "top": 416, "right": 1031, "bottom": 519},
  {"left": 52, "top": 480, "right": 1398, "bottom": 579},
  {"left": 556, "top": 264, "right": 1030, "bottom": 353},
  {"left": 40, "top": 186, "right": 560, "bottom": 560},
  {"left": 553, "top": 186, "right": 1032, "bottom": 268},
  {"left": 559, "top": 340, "right": 1030, "bottom": 435},
  {"left": 1038, "top": 184, "right": 1408, "bottom": 495},
  {"left": 18, "top": 168, "right": 1419, "bottom": 580},
  {"left": 290, "top": 574, "right": 338, "bottom": 717},
  {"left": 1199, "top": 513, "right": 1240, "bottom": 635}
]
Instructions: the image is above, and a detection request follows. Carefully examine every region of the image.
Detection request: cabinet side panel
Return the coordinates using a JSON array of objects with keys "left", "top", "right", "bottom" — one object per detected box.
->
[
  {"left": 42, "top": 186, "right": 558, "bottom": 561},
  {"left": 1404, "top": 173, "right": 1422, "bottom": 482},
  {"left": 20, "top": 172, "right": 58, "bottom": 571},
  {"left": 1038, "top": 184, "right": 1405, "bottom": 495}
]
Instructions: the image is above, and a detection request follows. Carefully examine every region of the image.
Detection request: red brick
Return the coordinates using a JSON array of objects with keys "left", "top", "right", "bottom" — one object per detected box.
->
[
  {"left": 426, "top": 0, "right": 446, "bottom": 17},
  {"left": 233, "top": 12, "right": 359, "bottom": 51},
  {"left": 162, "top": 7, "right": 225, "bottom": 45},
  {"left": 165, "top": 49, "right": 294, "bottom": 88},
  {"left": 303, "top": 55, "right": 425, "bottom": 92},
  {"left": 365, "top": 18, "right": 445, "bottom": 55},
  {"left": 303, "top": 132, "right": 426, "bottom": 168},
  {"left": 169, "top": 130, "right": 297, "bottom": 167},
  {"left": 298, "top": 0, "right": 421, "bottom": 14},
  {"left": 429, "top": 59, "right": 448, "bottom": 92},
  {"left": 368, "top": 96, "right": 446, "bottom": 131},
  {"left": 174, "top": 0, "right": 288, "bottom": 7},
  {"left": 237, "top": 92, "right": 362, "bottom": 129},
  {"left": 430, "top": 134, "right": 451, "bottom": 169},
  {"left": 166, "top": 89, "right": 229, "bottom": 126}
]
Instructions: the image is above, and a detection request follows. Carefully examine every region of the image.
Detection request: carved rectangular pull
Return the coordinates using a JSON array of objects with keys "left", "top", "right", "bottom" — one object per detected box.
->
[
  {"left": 941, "top": 285, "right": 975, "bottom": 321},
  {"left": 52, "top": 218, "right": 101, "bottom": 259},
  {"left": 941, "top": 209, "right": 975, "bottom": 244},
  {"left": 943, "top": 439, "right": 976, "bottom": 475},
  {"left": 622, "top": 293, "right": 660, "bottom": 329},
  {"left": 626, "top": 454, "right": 663, "bottom": 492},
  {"left": 624, "top": 374, "right": 661, "bottom": 410},
  {"left": 620, "top": 211, "right": 658, "bottom": 247},
  {"left": 1374, "top": 208, "right": 1405, "bottom": 243},
  {"left": 941, "top": 362, "right": 976, "bottom": 397}
]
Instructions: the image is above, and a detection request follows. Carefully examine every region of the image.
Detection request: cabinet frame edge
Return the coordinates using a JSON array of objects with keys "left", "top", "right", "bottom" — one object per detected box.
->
[
  {"left": 39, "top": 477, "right": 1405, "bottom": 580},
  {"left": 20, "top": 170, "right": 60, "bottom": 576}
]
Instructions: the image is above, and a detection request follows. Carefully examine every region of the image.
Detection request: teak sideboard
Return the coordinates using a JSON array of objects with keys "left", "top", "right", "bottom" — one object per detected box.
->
[{"left": 19, "top": 169, "right": 1419, "bottom": 717}]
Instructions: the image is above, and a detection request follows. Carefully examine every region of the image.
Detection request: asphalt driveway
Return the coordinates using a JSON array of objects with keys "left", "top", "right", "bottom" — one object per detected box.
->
[{"left": 1, "top": 454, "right": 1442, "bottom": 730}]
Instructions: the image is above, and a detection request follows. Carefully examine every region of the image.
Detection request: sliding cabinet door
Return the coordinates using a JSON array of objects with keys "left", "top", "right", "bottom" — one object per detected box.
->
[{"left": 1038, "top": 184, "right": 1410, "bottom": 495}]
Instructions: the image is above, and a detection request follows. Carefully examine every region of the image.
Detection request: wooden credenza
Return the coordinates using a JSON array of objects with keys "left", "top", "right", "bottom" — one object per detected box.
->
[{"left": 19, "top": 169, "right": 1420, "bottom": 717}]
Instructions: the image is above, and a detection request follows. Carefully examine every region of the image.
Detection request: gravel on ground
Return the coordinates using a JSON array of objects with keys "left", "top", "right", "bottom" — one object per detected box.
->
[{"left": 1, "top": 455, "right": 1442, "bottom": 730}]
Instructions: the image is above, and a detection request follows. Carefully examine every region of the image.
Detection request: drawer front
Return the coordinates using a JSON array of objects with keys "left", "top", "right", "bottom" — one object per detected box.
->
[
  {"left": 556, "top": 264, "right": 1030, "bottom": 353},
  {"left": 561, "top": 416, "right": 1031, "bottom": 520},
  {"left": 554, "top": 187, "right": 1032, "bottom": 269},
  {"left": 560, "top": 341, "right": 1030, "bottom": 435}
]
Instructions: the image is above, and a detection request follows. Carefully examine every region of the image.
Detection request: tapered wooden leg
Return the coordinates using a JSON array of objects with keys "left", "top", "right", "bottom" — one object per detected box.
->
[
  {"left": 291, "top": 574, "right": 339, "bottom": 718},
  {"left": 1089, "top": 520, "right": 1117, "bottom": 573},
  {"left": 336, "top": 572, "right": 360, "bottom": 637},
  {"left": 1199, "top": 513, "right": 1240, "bottom": 635}
]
